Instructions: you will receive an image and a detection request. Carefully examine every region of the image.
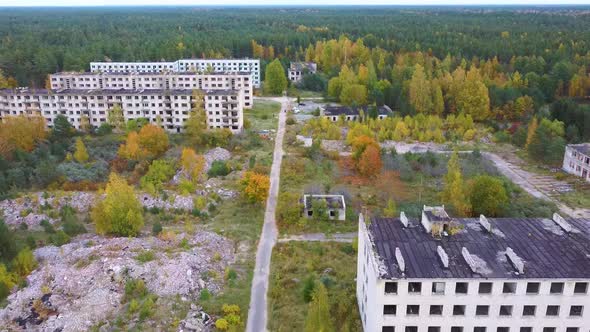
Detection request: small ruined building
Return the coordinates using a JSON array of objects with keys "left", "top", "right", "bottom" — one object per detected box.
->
[
  {"left": 357, "top": 205, "right": 590, "bottom": 332},
  {"left": 303, "top": 194, "right": 346, "bottom": 221},
  {"left": 288, "top": 62, "right": 317, "bottom": 82},
  {"left": 563, "top": 143, "right": 590, "bottom": 182},
  {"left": 321, "top": 105, "right": 393, "bottom": 122}
]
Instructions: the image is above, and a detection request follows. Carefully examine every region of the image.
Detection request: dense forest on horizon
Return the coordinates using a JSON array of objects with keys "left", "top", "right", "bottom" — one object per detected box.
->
[{"left": 1, "top": 6, "right": 590, "bottom": 86}]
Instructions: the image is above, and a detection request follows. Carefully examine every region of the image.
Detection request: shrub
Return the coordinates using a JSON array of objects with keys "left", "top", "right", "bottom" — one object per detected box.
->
[
  {"left": 152, "top": 222, "right": 163, "bottom": 235},
  {"left": 61, "top": 206, "right": 86, "bottom": 236},
  {"left": 207, "top": 160, "right": 230, "bottom": 178},
  {"left": 215, "top": 318, "right": 229, "bottom": 330},
  {"left": 40, "top": 219, "right": 55, "bottom": 234},
  {"left": 177, "top": 179, "right": 195, "bottom": 195},
  {"left": 139, "top": 295, "right": 156, "bottom": 320},
  {"left": 12, "top": 248, "right": 38, "bottom": 277},
  {"left": 199, "top": 288, "right": 211, "bottom": 301},
  {"left": 302, "top": 276, "right": 316, "bottom": 303},
  {"left": 286, "top": 117, "right": 296, "bottom": 125},
  {"left": 135, "top": 250, "right": 155, "bottom": 263},
  {"left": 124, "top": 279, "right": 148, "bottom": 300},
  {"left": 51, "top": 230, "right": 71, "bottom": 246},
  {"left": 92, "top": 173, "right": 144, "bottom": 237}
]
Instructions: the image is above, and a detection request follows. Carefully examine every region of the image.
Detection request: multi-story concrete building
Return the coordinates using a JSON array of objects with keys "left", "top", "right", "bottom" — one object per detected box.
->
[
  {"left": 563, "top": 143, "right": 590, "bottom": 182},
  {"left": 0, "top": 88, "right": 243, "bottom": 133},
  {"left": 89, "top": 59, "right": 261, "bottom": 87},
  {"left": 288, "top": 62, "right": 317, "bottom": 82},
  {"left": 357, "top": 205, "right": 590, "bottom": 332},
  {"left": 49, "top": 71, "right": 253, "bottom": 109}
]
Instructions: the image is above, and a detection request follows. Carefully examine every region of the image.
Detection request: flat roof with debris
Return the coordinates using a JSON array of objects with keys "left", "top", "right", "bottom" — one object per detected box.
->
[
  {"left": 367, "top": 215, "right": 590, "bottom": 279},
  {"left": 303, "top": 194, "right": 345, "bottom": 209},
  {"left": 568, "top": 143, "right": 590, "bottom": 156}
]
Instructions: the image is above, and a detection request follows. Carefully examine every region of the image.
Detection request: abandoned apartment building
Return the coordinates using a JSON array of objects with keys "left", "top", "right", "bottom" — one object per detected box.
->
[
  {"left": 357, "top": 205, "right": 590, "bottom": 332},
  {"left": 563, "top": 143, "right": 590, "bottom": 183}
]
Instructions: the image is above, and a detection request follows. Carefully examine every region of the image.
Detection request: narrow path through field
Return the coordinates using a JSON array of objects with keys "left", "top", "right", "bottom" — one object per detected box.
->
[{"left": 246, "top": 97, "right": 289, "bottom": 332}]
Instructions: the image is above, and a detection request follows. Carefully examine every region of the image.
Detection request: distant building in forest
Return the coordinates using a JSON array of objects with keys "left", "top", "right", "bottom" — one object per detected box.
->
[
  {"left": 288, "top": 62, "right": 317, "bottom": 82},
  {"left": 89, "top": 59, "right": 261, "bottom": 87},
  {"left": 563, "top": 143, "right": 590, "bottom": 182},
  {"left": 322, "top": 105, "right": 392, "bottom": 122}
]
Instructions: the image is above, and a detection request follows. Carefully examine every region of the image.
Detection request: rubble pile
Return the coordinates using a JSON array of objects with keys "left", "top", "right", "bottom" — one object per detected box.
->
[
  {"left": 203, "top": 147, "right": 231, "bottom": 172},
  {"left": 0, "top": 231, "right": 234, "bottom": 331}
]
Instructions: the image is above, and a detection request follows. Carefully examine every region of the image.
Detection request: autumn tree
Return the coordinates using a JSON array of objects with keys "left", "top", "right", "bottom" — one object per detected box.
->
[
  {"left": 73, "top": 137, "right": 89, "bottom": 163},
  {"left": 264, "top": 59, "right": 288, "bottom": 95},
  {"left": 351, "top": 135, "right": 378, "bottom": 161},
  {"left": 383, "top": 198, "right": 397, "bottom": 217},
  {"left": 304, "top": 283, "right": 334, "bottom": 332},
  {"left": 525, "top": 116, "right": 538, "bottom": 148},
  {"left": 340, "top": 84, "right": 367, "bottom": 106},
  {"left": 468, "top": 175, "right": 508, "bottom": 217},
  {"left": 185, "top": 90, "right": 208, "bottom": 145},
  {"left": 455, "top": 67, "right": 490, "bottom": 121},
  {"left": 92, "top": 173, "right": 144, "bottom": 237},
  {"left": 140, "top": 159, "right": 176, "bottom": 194},
  {"left": 180, "top": 147, "right": 205, "bottom": 182},
  {"left": 108, "top": 104, "right": 125, "bottom": 132},
  {"left": 241, "top": 171, "right": 270, "bottom": 204},
  {"left": 0, "top": 115, "right": 47, "bottom": 158},
  {"left": 409, "top": 64, "right": 432, "bottom": 113},
  {"left": 441, "top": 150, "right": 470, "bottom": 216},
  {"left": 118, "top": 124, "right": 169, "bottom": 160},
  {"left": 357, "top": 144, "right": 382, "bottom": 178}
]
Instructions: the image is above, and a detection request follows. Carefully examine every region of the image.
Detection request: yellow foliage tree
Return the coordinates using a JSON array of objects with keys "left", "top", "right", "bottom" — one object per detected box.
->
[
  {"left": 241, "top": 171, "right": 270, "bottom": 204},
  {"left": 91, "top": 173, "right": 144, "bottom": 237},
  {"left": 74, "top": 137, "right": 89, "bottom": 163},
  {"left": 180, "top": 147, "right": 205, "bottom": 183},
  {"left": 441, "top": 150, "right": 470, "bottom": 216},
  {"left": 118, "top": 124, "right": 169, "bottom": 160},
  {"left": 0, "top": 115, "right": 47, "bottom": 159}
]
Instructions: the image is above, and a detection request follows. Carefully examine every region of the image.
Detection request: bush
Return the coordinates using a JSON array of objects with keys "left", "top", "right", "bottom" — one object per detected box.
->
[
  {"left": 61, "top": 206, "right": 86, "bottom": 236},
  {"left": 57, "top": 159, "right": 109, "bottom": 183},
  {"left": 302, "top": 276, "right": 316, "bottom": 303},
  {"left": 199, "top": 288, "right": 211, "bottom": 301},
  {"left": 286, "top": 117, "right": 296, "bottom": 125},
  {"left": 12, "top": 248, "right": 38, "bottom": 277},
  {"left": 51, "top": 230, "right": 71, "bottom": 246},
  {"left": 40, "top": 219, "right": 55, "bottom": 234},
  {"left": 135, "top": 250, "right": 155, "bottom": 263},
  {"left": 152, "top": 222, "right": 162, "bottom": 235},
  {"left": 96, "top": 123, "right": 113, "bottom": 136},
  {"left": 207, "top": 160, "right": 230, "bottom": 178},
  {"left": 178, "top": 179, "right": 196, "bottom": 195}
]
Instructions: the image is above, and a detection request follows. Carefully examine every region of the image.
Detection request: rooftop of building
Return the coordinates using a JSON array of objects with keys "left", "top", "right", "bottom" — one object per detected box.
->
[
  {"left": 52, "top": 71, "right": 251, "bottom": 76},
  {"left": 90, "top": 58, "right": 259, "bottom": 64},
  {"left": 0, "top": 88, "right": 238, "bottom": 96},
  {"left": 323, "top": 105, "right": 393, "bottom": 117},
  {"left": 303, "top": 194, "right": 345, "bottom": 210},
  {"left": 366, "top": 207, "right": 590, "bottom": 280},
  {"left": 290, "top": 62, "right": 317, "bottom": 71},
  {"left": 569, "top": 143, "right": 590, "bottom": 156}
]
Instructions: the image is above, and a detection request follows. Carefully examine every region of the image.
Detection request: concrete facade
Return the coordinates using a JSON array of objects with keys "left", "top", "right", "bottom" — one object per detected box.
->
[
  {"left": 563, "top": 144, "right": 590, "bottom": 182},
  {"left": 89, "top": 59, "right": 261, "bottom": 87},
  {"left": 49, "top": 72, "right": 253, "bottom": 109},
  {"left": 0, "top": 88, "right": 243, "bottom": 133}
]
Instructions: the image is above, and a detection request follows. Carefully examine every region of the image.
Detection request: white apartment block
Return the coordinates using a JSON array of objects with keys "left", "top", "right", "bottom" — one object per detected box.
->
[
  {"left": 0, "top": 88, "right": 243, "bottom": 133},
  {"left": 563, "top": 143, "right": 590, "bottom": 182},
  {"left": 357, "top": 206, "right": 590, "bottom": 332},
  {"left": 288, "top": 62, "right": 317, "bottom": 82},
  {"left": 89, "top": 59, "right": 261, "bottom": 87},
  {"left": 49, "top": 71, "right": 253, "bottom": 109}
]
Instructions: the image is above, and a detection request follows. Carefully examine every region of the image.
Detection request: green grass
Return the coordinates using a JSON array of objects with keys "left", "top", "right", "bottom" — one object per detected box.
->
[
  {"left": 246, "top": 100, "right": 281, "bottom": 131},
  {"left": 287, "top": 86, "right": 324, "bottom": 99},
  {"left": 268, "top": 242, "right": 361, "bottom": 332},
  {"left": 558, "top": 189, "right": 590, "bottom": 209}
]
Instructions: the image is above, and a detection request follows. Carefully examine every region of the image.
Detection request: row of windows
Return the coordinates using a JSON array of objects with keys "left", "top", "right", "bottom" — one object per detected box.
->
[
  {"left": 383, "top": 304, "right": 584, "bottom": 317},
  {"left": 385, "top": 281, "right": 588, "bottom": 295},
  {"left": 383, "top": 327, "right": 582, "bottom": 332}
]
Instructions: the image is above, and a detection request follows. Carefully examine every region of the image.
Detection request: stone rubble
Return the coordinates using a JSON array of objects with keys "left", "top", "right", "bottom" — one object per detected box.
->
[
  {"left": 1, "top": 191, "right": 201, "bottom": 229},
  {"left": 0, "top": 231, "right": 234, "bottom": 332},
  {"left": 203, "top": 147, "right": 231, "bottom": 172}
]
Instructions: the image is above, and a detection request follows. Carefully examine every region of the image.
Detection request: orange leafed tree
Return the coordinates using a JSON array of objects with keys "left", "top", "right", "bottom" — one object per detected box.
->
[
  {"left": 241, "top": 171, "right": 270, "bottom": 204},
  {"left": 357, "top": 145, "right": 382, "bottom": 178},
  {"left": 351, "top": 135, "right": 379, "bottom": 161},
  {"left": 0, "top": 115, "right": 47, "bottom": 159},
  {"left": 118, "top": 124, "right": 169, "bottom": 160}
]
